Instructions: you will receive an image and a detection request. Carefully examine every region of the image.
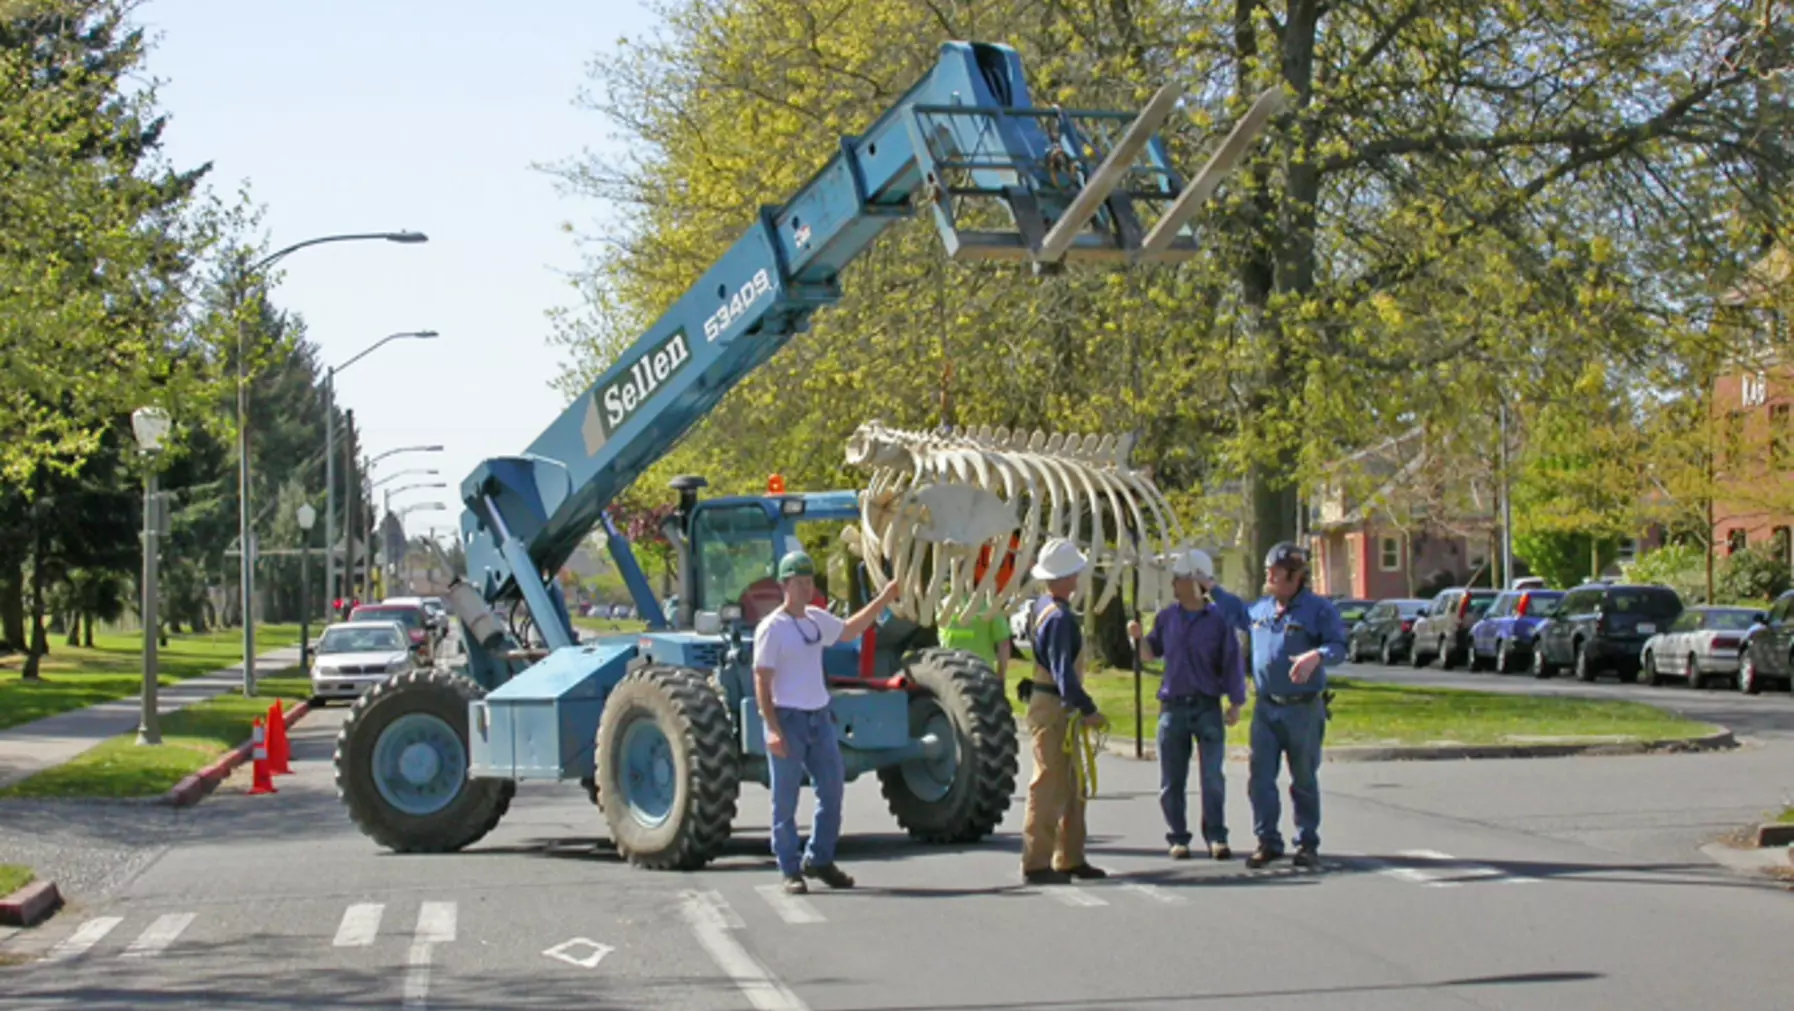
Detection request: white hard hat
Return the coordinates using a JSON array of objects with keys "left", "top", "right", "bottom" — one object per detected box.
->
[
  {"left": 1171, "top": 548, "right": 1215, "bottom": 580},
  {"left": 1030, "top": 537, "right": 1087, "bottom": 581}
]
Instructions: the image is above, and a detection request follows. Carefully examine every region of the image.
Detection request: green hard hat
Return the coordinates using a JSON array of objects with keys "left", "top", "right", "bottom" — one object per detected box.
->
[{"left": 777, "top": 550, "right": 816, "bottom": 580}]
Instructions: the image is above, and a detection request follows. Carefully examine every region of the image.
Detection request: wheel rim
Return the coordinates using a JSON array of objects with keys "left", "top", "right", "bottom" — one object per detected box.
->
[
  {"left": 900, "top": 698, "right": 960, "bottom": 803},
  {"left": 372, "top": 712, "right": 467, "bottom": 816},
  {"left": 618, "top": 714, "right": 678, "bottom": 828}
]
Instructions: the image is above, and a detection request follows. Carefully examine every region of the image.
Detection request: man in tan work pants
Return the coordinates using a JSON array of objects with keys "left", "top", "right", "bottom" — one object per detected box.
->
[{"left": 1018, "top": 537, "right": 1108, "bottom": 885}]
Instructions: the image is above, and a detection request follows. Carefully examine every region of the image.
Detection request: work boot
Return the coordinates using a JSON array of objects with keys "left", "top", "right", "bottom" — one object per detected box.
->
[
  {"left": 1169, "top": 844, "right": 1191, "bottom": 860},
  {"left": 1245, "top": 845, "right": 1283, "bottom": 869},
  {"left": 1062, "top": 863, "right": 1108, "bottom": 880},
  {"left": 1023, "top": 868, "right": 1072, "bottom": 885},
  {"left": 782, "top": 875, "right": 808, "bottom": 894},
  {"left": 802, "top": 861, "right": 855, "bottom": 889},
  {"left": 1292, "top": 845, "right": 1320, "bottom": 869},
  {"left": 1209, "top": 842, "right": 1233, "bottom": 860}
]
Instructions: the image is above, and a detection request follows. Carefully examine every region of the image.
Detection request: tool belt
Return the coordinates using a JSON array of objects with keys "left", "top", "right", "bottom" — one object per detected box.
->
[
  {"left": 1262, "top": 691, "right": 1320, "bottom": 706},
  {"left": 1016, "top": 673, "right": 1059, "bottom": 703}
]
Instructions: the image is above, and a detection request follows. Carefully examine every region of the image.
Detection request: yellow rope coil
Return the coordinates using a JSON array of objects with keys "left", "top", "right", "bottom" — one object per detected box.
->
[{"left": 1064, "top": 718, "right": 1101, "bottom": 798}]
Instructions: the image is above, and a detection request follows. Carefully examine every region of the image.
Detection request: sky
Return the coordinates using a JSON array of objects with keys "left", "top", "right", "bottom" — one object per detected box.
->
[{"left": 134, "top": 0, "right": 662, "bottom": 542}]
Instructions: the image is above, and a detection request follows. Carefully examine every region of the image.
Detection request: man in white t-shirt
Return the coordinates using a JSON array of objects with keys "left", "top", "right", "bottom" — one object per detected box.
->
[{"left": 754, "top": 549, "right": 900, "bottom": 894}]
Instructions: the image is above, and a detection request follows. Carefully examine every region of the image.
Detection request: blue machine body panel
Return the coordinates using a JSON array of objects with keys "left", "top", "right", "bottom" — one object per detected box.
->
[{"left": 469, "top": 640, "right": 636, "bottom": 781}]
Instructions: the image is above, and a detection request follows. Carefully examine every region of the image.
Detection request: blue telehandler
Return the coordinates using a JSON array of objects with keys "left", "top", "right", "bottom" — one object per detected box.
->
[{"left": 332, "top": 40, "right": 1280, "bottom": 869}]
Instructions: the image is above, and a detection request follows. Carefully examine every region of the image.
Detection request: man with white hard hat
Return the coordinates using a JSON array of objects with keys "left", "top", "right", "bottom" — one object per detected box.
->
[
  {"left": 1127, "top": 548, "right": 1247, "bottom": 860},
  {"left": 1016, "top": 536, "right": 1108, "bottom": 885}
]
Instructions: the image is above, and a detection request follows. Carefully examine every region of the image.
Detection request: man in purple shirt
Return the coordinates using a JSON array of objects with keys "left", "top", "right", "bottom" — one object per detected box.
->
[{"left": 1128, "top": 549, "right": 1247, "bottom": 860}]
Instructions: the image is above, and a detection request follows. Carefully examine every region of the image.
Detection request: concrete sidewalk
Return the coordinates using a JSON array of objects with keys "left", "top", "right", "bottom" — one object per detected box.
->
[{"left": 0, "top": 645, "right": 306, "bottom": 790}]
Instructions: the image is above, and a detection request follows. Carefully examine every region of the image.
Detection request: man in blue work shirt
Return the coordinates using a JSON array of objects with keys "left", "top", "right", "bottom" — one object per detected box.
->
[
  {"left": 1245, "top": 541, "right": 1347, "bottom": 869},
  {"left": 1127, "top": 549, "right": 1247, "bottom": 860},
  {"left": 1017, "top": 537, "right": 1108, "bottom": 885}
]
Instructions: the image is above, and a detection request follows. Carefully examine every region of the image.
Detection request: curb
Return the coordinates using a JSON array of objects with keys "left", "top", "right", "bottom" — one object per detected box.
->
[
  {"left": 161, "top": 699, "right": 313, "bottom": 808},
  {"left": 0, "top": 881, "right": 60, "bottom": 928},
  {"left": 1101, "top": 727, "right": 1737, "bottom": 764}
]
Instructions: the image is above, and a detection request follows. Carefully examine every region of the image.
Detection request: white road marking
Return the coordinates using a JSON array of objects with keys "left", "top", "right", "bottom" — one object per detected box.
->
[
  {"left": 415, "top": 901, "right": 457, "bottom": 943},
  {"left": 333, "top": 903, "right": 384, "bottom": 947},
  {"left": 46, "top": 917, "right": 121, "bottom": 961},
  {"left": 401, "top": 902, "right": 457, "bottom": 1010},
  {"left": 754, "top": 883, "right": 826, "bottom": 924},
  {"left": 1385, "top": 850, "right": 1538, "bottom": 887},
  {"left": 1042, "top": 887, "right": 1108, "bottom": 907},
  {"left": 120, "top": 913, "right": 194, "bottom": 958},
  {"left": 680, "top": 891, "right": 810, "bottom": 1011},
  {"left": 1120, "top": 882, "right": 1185, "bottom": 905},
  {"left": 543, "top": 936, "right": 615, "bottom": 969}
]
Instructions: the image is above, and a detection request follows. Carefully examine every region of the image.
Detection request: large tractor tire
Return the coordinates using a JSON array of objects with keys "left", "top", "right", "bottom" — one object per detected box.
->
[
  {"left": 879, "top": 648, "right": 1019, "bottom": 843},
  {"left": 595, "top": 664, "right": 741, "bottom": 870},
  {"left": 334, "top": 669, "right": 515, "bottom": 853}
]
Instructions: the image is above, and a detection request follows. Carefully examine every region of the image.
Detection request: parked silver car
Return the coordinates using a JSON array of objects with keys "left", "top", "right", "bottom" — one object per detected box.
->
[
  {"left": 1640, "top": 605, "right": 1766, "bottom": 689},
  {"left": 1411, "top": 587, "right": 1501, "bottom": 669},
  {"left": 309, "top": 620, "right": 416, "bottom": 703}
]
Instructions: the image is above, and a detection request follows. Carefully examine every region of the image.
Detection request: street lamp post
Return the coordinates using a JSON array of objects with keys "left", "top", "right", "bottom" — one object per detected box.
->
[
  {"left": 382, "top": 483, "right": 448, "bottom": 588},
  {"left": 324, "top": 330, "right": 439, "bottom": 609},
  {"left": 237, "top": 231, "right": 428, "bottom": 699},
  {"left": 132, "top": 406, "right": 172, "bottom": 746},
  {"left": 297, "top": 503, "right": 317, "bottom": 670}
]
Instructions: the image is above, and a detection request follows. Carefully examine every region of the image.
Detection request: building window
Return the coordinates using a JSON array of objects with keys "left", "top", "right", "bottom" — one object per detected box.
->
[
  {"left": 1616, "top": 538, "right": 1637, "bottom": 563},
  {"left": 1379, "top": 536, "right": 1400, "bottom": 571},
  {"left": 1728, "top": 528, "right": 1748, "bottom": 555}
]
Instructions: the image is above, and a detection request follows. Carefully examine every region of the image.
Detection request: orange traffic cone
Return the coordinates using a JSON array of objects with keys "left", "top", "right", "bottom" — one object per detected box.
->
[
  {"left": 247, "top": 717, "right": 277, "bottom": 795},
  {"left": 266, "top": 700, "right": 292, "bottom": 775}
]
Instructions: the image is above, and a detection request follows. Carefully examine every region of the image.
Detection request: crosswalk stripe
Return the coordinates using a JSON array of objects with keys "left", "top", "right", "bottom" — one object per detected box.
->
[
  {"left": 415, "top": 901, "right": 457, "bottom": 944},
  {"left": 1043, "top": 888, "right": 1108, "bottom": 907},
  {"left": 755, "top": 884, "right": 826, "bottom": 924},
  {"left": 1120, "top": 882, "right": 1185, "bottom": 905},
  {"left": 121, "top": 913, "right": 194, "bottom": 959},
  {"left": 1386, "top": 850, "right": 1537, "bottom": 887},
  {"left": 334, "top": 903, "right": 384, "bottom": 947},
  {"left": 46, "top": 917, "right": 122, "bottom": 961}
]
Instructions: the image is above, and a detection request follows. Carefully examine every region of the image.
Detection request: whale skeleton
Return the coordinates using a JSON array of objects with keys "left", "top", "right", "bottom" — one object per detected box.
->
[{"left": 841, "top": 420, "right": 1191, "bottom": 626}]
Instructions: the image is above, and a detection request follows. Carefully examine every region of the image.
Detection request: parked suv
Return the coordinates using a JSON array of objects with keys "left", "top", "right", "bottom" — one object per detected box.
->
[
  {"left": 1468, "top": 589, "right": 1565, "bottom": 673},
  {"left": 1532, "top": 582, "right": 1683, "bottom": 682},
  {"left": 1411, "top": 588, "right": 1501, "bottom": 669},
  {"left": 1346, "top": 599, "right": 1430, "bottom": 664}
]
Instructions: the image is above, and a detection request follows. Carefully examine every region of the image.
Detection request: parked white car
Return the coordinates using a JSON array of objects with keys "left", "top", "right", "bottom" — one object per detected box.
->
[
  {"left": 310, "top": 620, "right": 416, "bottom": 704},
  {"left": 1639, "top": 605, "right": 1766, "bottom": 689}
]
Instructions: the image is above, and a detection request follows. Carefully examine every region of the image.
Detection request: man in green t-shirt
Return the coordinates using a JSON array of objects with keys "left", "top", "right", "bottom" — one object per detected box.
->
[
  {"left": 938, "top": 607, "right": 1013, "bottom": 678},
  {"left": 937, "top": 537, "right": 1018, "bottom": 679}
]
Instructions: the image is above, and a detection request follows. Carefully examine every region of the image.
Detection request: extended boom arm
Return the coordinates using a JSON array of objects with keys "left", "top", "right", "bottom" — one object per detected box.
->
[{"left": 449, "top": 41, "right": 1280, "bottom": 680}]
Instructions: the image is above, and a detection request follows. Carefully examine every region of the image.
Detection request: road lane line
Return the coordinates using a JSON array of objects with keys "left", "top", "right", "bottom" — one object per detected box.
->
[
  {"left": 402, "top": 902, "right": 457, "bottom": 1010},
  {"left": 121, "top": 913, "right": 194, "bottom": 958},
  {"left": 415, "top": 901, "right": 456, "bottom": 943},
  {"left": 46, "top": 917, "right": 122, "bottom": 961},
  {"left": 754, "top": 884, "right": 826, "bottom": 924},
  {"left": 680, "top": 891, "right": 810, "bottom": 1011},
  {"left": 333, "top": 903, "right": 384, "bottom": 947}
]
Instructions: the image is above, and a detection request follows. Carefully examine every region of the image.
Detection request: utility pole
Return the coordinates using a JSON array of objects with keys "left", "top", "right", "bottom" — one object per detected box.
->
[
  {"left": 324, "top": 367, "right": 336, "bottom": 608},
  {"left": 344, "top": 408, "right": 357, "bottom": 606},
  {"left": 1500, "top": 401, "right": 1514, "bottom": 589}
]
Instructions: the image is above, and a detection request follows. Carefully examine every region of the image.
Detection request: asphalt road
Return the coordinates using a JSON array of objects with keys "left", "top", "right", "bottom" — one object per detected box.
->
[{"left": 3, "top": 675, "right": 1792, "bottom": 1011}]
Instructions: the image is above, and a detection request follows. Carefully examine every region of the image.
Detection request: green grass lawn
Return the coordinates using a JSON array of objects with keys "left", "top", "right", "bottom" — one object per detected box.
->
[
  {"left": 1016, "top": 667, "right": 1717, "bottom": 750},
  {"left": 0, "top": 864, "right": 32, "bottom": 897},
  {"left": 0, "top": 625, "right": 302, "bottom": 731},
  {"left": 0, "top": 668, "right": 312, "bottom": 800}
]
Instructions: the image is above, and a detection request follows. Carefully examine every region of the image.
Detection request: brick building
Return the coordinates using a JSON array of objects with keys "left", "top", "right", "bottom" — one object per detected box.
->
[{"left": 1711, "top": 246, "right": 1794, "bottom": 561}]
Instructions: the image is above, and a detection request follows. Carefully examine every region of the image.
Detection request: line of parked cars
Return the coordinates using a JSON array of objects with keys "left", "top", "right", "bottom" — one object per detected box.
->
[
  {"left": 308, "top": 595, "right": 452, "bottom": 704},
  {"left": 1340, "top": 579, "right": 1791, "bottom": 695}
]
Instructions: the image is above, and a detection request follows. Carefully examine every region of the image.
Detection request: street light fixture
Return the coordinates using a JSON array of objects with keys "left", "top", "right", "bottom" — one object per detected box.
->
[
  {"left": 297, "top": 502, "right": 317, "bottom": 670},
  {"left": 370, "top": 468, "right": 440, "bottom": 489},
  {"left": 131, "top": 406, "right": 172, "bottom": 747},
  {"left": 237, "top": 232, "right": 428, "bottom": 699},
  {"left": 324, "top": 331, "right": 439, "bottom": 619},
  {"left": 369, "top": 444, "right": 444, "bottom": 467}
]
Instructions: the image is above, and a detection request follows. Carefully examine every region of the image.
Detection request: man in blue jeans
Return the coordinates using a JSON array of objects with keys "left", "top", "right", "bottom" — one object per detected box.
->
[
  {"left": 1127, "top": 549, "right": 1246, "bottom": 860},
  {"left": 1244, "top": 542, "right": 1347, "bottom": 869},
  {"left": 753, "top": 550, "right": 900, "bottom": 894}
]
